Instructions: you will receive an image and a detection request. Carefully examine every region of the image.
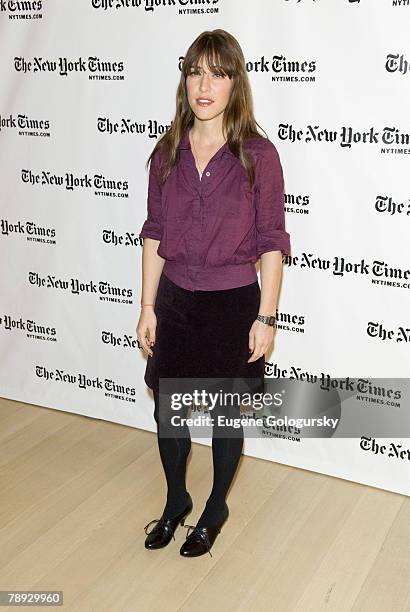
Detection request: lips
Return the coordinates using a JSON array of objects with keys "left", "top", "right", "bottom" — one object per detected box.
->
[{"left": 196, "top": 98, "right": 214, "bottom": 106}]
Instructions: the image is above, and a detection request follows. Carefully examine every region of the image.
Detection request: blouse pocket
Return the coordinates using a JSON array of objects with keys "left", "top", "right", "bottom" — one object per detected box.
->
[{"left": 217, "top": 172, "right": 254, "bottom": 219}]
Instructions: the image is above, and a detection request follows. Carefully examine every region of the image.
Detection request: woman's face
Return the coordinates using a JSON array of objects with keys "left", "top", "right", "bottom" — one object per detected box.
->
[{"left": 186, "top": 56, "right": 232, "bottom": 123}]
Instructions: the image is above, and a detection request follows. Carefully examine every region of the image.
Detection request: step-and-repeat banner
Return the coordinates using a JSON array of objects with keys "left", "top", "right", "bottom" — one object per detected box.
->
[{"left": 0, "top": 1, "right": 409, "bottom": 496}]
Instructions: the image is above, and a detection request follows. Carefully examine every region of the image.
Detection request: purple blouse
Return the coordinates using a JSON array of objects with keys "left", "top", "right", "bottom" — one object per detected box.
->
[{"left": 139, "top": 126, "right": 291, "bottom": 291}]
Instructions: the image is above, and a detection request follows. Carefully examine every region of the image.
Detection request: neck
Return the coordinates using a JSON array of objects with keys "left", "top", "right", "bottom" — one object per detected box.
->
[{"left": 190, "top": 119, "right": 226, "bottom": 146}]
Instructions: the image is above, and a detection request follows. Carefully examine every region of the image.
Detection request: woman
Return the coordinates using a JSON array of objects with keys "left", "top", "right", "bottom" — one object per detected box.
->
[{"left": 136, "top": 29, "right": 291, "bottom": 558}]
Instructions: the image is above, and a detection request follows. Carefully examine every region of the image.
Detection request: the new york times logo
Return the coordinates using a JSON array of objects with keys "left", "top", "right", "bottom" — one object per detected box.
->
[
  {"left": 367, "top": 321, "right": 410, "bottom": 344},
  {"left": 278, "top": 124, "right": 410, "bottom": 148},
  {"left": 91, "top": 0, "right": 221, "bottom": 11},
  {"left": 375, "top": 195, "right": 410, "bottom": 217},
  {"left": 1, "top": 314, "right": 57, "bottom": 340},
  {"left": 1, "top": 219, "right": 56, "bottom": 239},
  {"left": 287, "top": 253, "right": 410, "bottom": 286},
  {"left": 386, "top": 53, "right": 410, "bottom": 76},
  {"left": 0, "top": 1, "right": 43, "bottom": 13},
  {"left": 0, "top": 113, "right": 50, "bottom": 133},
  {"left": 28, "top": 272, "right": 134, "bottom": 303},
  {"left": 360, "top": 437, "right": 410, "bottom": 461},
  {"left": 36, "top": 365, "right": 136, "bottom": 400},
  {"left": 15, "top": 56, "right": 125, "bottom": 77},
  {"left": 104, "top": 229, "right": 145, "bottom": 246},
  {"left": 22, "top": 168, "right": 129, "bottom": 194}
]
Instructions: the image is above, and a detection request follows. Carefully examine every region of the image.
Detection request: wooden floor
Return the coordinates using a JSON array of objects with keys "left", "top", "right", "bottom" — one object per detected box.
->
[{"left": 0, "top": 396, "right": 409, "bottom": 612}]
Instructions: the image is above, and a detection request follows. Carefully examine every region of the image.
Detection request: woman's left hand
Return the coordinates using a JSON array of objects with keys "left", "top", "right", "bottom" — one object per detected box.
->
[{"left": 247, "top": 319, "right": 275, "bottom": 362}]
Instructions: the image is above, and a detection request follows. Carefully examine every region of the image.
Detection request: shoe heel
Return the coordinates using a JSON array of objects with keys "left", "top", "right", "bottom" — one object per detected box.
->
[{"left": 180, "top": 507, "right": 192, "bottom": 526}]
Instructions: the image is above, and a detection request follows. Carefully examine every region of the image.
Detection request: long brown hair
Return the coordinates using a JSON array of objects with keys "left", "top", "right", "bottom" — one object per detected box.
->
[{"left": 146, "top": 29, "right": 268, "bottom": 190}]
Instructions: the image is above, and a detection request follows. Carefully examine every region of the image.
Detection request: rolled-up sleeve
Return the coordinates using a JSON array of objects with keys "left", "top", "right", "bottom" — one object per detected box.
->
[
  {"left": 255, "top": 141, "right": 291, "bottom": 258},
  {"left": 139, "top": 148, "right": 163, "bottom": 241}
]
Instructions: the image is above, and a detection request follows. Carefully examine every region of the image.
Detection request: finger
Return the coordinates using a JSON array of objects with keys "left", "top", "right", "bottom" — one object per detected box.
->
[
  {"left": 248, "top": 354, "right": 263, "bottom": 363},
  {"left": 138, "top": 328, "right": 154, "bottom": 357},
  {"left": 248, "top": 332, "right": 255, "bottom": 354},
  {"left": 148, "top": 327, "right": 156, "bottom": 346},
  {"left": 141, "top": 337, "right": 153, "bottom": 357},
  {"left": 247, "top": 345, "right": 264, "bottom": 362}
]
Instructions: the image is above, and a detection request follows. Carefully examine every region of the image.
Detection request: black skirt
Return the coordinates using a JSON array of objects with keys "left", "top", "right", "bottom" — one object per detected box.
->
[{"left": 144, "top": 272, "right": 265, "bottom": 392}]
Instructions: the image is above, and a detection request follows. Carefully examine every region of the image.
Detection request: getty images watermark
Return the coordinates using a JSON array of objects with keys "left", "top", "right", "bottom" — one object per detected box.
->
[
  {"left": 155, "top": 377, "right": 410, "bottom": 439},
  {"left": 167, "top": 387, "right": 339, "bottom": 431}
]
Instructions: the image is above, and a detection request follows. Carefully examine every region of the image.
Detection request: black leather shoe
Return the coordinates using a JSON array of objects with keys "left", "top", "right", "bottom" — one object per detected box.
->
[
  {"left": 144, "top": 494, "right": 193, "bottom": 549},
  {"left": 179, "top": 503, "right": 229, "bottom": 558}
]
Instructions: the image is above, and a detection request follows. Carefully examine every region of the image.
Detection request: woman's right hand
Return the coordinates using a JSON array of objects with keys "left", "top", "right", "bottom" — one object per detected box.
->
[{"left": 136, "top": 306, "right": 157, "bottom": 357}]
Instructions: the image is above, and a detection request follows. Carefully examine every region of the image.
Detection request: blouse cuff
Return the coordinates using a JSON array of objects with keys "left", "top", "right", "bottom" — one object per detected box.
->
[
  {"left": 139, "top": 220, "right": 162, "bottom": 241},
  {"left": 256, "top": 229, "right": 291, "bottom": 258}
]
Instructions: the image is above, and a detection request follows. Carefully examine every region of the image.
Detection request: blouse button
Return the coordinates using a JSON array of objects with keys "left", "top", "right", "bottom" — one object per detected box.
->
[{"left": 205, "top": 171, "right": 211, "bottom": 177}]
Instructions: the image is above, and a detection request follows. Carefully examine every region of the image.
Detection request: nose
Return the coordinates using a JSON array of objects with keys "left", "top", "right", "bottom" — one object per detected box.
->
[{"left": 198, "top": 73, "right": 211, "bottom": 91}]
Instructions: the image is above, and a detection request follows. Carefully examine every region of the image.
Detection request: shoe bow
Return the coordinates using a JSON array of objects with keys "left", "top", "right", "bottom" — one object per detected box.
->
[
  {"left": 143, "top": 517, "right": 176, "bottom": 540},
  {"left": 183, "top": 524, "right": 213, "bottom": 557}
]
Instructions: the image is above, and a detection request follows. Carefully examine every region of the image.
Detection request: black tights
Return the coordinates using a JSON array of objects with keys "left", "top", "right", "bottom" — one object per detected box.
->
[{"left": 153, "top": 388, "right": 244, "bottom": 527}]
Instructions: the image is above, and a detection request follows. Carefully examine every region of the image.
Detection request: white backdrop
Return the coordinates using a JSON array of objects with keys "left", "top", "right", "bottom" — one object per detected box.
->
[{"left": 0, "top": 0, "right": 409, "bottom": 496}]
